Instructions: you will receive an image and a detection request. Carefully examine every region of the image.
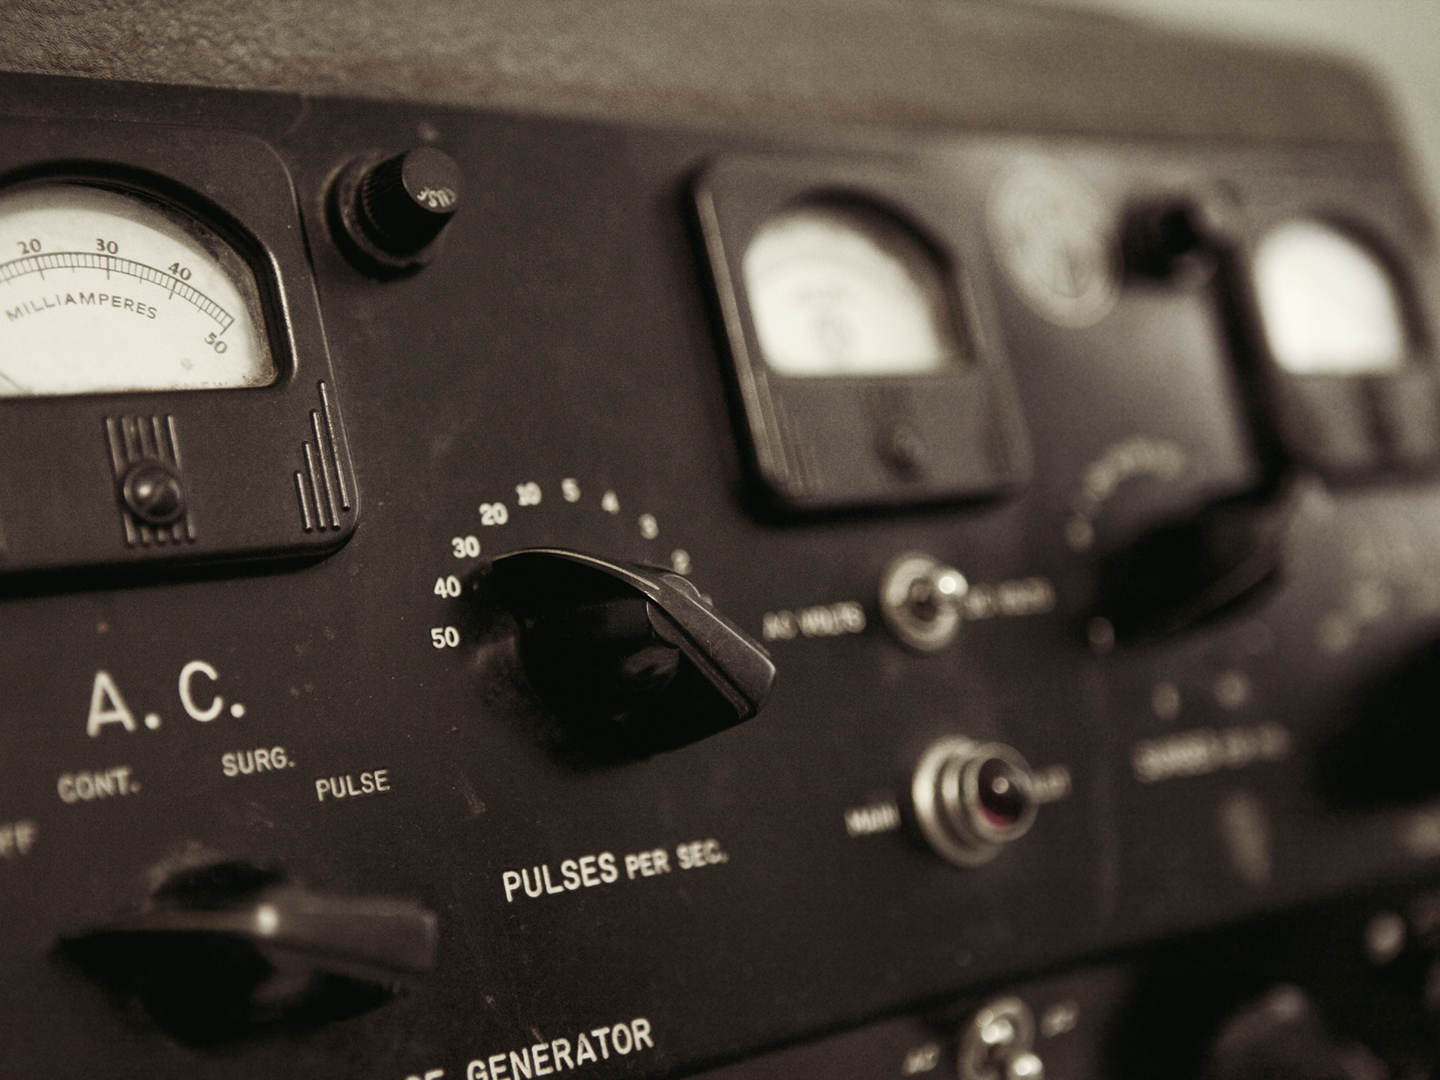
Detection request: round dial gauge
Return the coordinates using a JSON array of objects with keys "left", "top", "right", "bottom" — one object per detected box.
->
[
  {"left": 987, "top": 157, "right": 1118, "bottom": 328},
  {"left": 0, "top": 182, "right": 275, "bottom": 397},
  {"left": 741, "top": 204, "right": 960, "bottom": 378},
  {"left": 1254, "top": 220, "right": 1407, "bottom": 376}
]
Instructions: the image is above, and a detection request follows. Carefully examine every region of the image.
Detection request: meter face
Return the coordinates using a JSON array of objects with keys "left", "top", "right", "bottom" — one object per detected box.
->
[
  {"left": 741, "top": 205, "right": 959, "bottom": 377},
  {"left": 0, "top": 183, "right": 275, "bottom": 397},
  {"left": 1253, "top": 219, "right": 1407, "bottom": 376}
]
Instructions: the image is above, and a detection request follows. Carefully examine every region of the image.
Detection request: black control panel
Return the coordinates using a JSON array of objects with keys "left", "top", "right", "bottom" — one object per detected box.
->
[{"left": 4, "top": 13, "right": 1440, "bottom": 1077}]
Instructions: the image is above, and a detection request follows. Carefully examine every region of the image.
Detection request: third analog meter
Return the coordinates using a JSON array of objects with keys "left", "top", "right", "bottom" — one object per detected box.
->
[{"left": 696, "top": 155, "right": 1030, "bottom": 510}]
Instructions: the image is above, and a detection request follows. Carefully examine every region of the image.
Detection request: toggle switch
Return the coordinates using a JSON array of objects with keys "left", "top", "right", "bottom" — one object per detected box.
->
[
  {"left": 959, "top": 996, "right": 1045, "bottom": 1080},
  {"left": 879, "top": 552, "right": 967, "bottom": 652}
]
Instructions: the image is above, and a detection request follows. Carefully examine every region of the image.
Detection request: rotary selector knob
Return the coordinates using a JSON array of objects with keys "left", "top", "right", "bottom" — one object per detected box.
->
[
  {"left": 912, "top": 737, "right": 1039, "bottom": 866},
  {"left": 1091, "top": 485, "right": 1297, "bottom": 643},
  {"left": 331, "top": 146, "right": 462, "bottom": 273},
  {"left": 490, "top": 548, "right": 776, "bottom": 753}
]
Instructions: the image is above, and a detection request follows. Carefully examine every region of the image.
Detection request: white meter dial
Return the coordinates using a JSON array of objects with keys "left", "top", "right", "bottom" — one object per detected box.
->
[
  {"left": 742, "top": 204, "right": 959, "bottom": 377},
  {"left": 1254, "top": 220, "right": 1407, "bottom": 376},
  {"left": 0, "top": 183, "right": 275, "bottom": 397}
]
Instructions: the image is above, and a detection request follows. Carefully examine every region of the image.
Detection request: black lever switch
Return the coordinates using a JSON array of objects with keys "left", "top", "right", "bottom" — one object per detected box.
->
[
  {"left": 63, "top": 861, "right": 436, "bottom": 1044},
  {"left": 1092, "top": 484, "right": 1298, "bottom": 643},
  {"left": 490, "top": 548, "right": 775, "bottom": 752}
]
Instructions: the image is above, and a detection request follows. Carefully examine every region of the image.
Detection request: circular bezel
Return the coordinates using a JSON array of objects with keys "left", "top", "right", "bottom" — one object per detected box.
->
[
  {"left": 912, "top": 736, "right": 1039, "bottom": 867},
  {"left": 913, "top": 736, "right": 993, "bottom": 866},
  {"left": 987, "top": 155, "right": 1119, "bottom": 329},
  {"left": 945, "top": 744, "right": 1039, "bottom": 846}
]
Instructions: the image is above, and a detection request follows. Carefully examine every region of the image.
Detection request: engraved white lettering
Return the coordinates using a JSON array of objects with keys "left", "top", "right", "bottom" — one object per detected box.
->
[
  {"left": 505, "top": 845, "right": 718, "bottom": 901},
  {"left": 58, "top": 766, "right": 135, "bottom": 803},
  {"left": 1131, "top": 723, "right": 1291, "bottom": 784},
  {"left": 762, "top": 602, "right": 865, "bottom": 641},
  {"left": 675, "top": 839, "right": 728, "bottom": 868},
  {"left": 551, "top": 1038, "right": 574, "bottom": 1070},
  {"left": 224, "top": 746, "right": 292, "bottom": 777},
  {"left": 961, "top": 577, "right": 1056, "bottom": 621},
  {"left": 314, "top": 768, "right": 390, "bottom": 802},
  {"left": 844, "top": 801, "right": 902, "bottom": 837},
  {"left": 86, "top": 671, "right": 137, "bottom": 736},
  {"left": 179, "top": 660, "right": 224, "bottom": 721},
  {"left": 590, "top": 1029, "right": 610, "bottom": 1060},
  {"left": 502, "top": 871, "right": 523, "bottom": 903},
  {"left": 574, "top": 1034, "right": 596, "bottom": 1066}
]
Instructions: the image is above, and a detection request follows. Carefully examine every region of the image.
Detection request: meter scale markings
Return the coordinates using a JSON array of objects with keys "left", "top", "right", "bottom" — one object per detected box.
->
[
  {"left": 0, "top": 182, "right": 273, "bottom": 397},
  {"left": 1, "top": 251, "right": 235, "bottom": 330}
]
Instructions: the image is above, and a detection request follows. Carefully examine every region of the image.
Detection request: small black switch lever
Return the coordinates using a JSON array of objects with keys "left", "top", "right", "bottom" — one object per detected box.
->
[{"left": 490, "top": 548, "right": 775, "bottom": 752}]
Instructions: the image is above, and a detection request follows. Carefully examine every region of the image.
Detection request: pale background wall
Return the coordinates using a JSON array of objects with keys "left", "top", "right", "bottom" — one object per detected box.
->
[{"left": 1025, "top": 0, "right": 1440, "bottom": 218}]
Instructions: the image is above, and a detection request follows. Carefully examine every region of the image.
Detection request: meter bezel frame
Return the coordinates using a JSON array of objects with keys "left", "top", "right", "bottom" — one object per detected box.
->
[
  {"left": 0, "top": 118, "right": 358, "bottom": 582},
  {"left": 694, "top": 153, "right": 1032, "bottom": 514},
  {"left": 1233, "top": 187, "right": 1440, "bottom": 479}
]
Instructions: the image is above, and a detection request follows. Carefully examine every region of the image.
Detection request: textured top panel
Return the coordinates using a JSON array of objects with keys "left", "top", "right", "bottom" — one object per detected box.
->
[{"left": 0, "top": 0, "right": 1395, "bottom": 143}]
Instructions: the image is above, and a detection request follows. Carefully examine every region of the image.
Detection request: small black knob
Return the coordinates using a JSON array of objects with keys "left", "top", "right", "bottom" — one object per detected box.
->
[
  {"left": 1121, "top": 194, "right": 1243, "bottom": 282},
  {"left": 331, "top": 146, "right": 461, "bottom": 274},
  {"left": 489, "top": 548, "right": 776, "bottom": 754},
  {"left": 358, "top": 147, "right": 461, "bottom": 255}
]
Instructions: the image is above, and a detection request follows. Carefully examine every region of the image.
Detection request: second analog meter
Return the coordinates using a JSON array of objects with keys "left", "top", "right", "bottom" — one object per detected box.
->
[{"left": 696, "top": 155, "right": 1031, "bottom": 511}]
